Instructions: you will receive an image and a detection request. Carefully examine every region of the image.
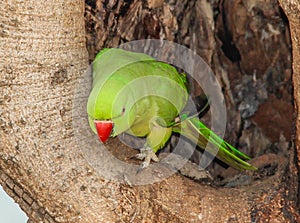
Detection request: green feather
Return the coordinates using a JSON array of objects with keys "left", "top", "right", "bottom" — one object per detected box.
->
[{"left": 173, "top": 117, "right": 257, "bottom": 171}]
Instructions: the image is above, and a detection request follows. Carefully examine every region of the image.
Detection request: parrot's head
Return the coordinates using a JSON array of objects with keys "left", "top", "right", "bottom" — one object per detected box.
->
[
  {"left": 94, "top": 120, "right": 114, "bottom": 142},
  {"left": 87, "top": 77, "right": 137, "bottom": 143}
]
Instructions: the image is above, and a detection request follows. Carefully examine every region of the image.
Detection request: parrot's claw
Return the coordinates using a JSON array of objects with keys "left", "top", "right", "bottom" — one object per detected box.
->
[{"left": 135, "top": 147, "right": 159, "bottom": 169}]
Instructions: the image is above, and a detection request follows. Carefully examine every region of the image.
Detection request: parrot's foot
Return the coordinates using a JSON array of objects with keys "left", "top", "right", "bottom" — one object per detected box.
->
[{"left": 135, "top": 147, "right": 159, "bottom": 169}]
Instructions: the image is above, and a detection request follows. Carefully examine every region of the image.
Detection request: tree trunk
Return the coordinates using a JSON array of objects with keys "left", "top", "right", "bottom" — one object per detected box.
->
[
  {"left": 279, "top": 0, "right": 300, "bottom": 180},
  {"left": 1, "top": 0, "right": 300, "bottom": 222},
  {"left": 0, "top": 0, "right": 118, "bottom": 222}
]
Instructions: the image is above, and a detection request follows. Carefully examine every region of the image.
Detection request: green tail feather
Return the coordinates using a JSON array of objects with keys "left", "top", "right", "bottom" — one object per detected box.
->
[{"left": 173, "top": 117, "right": 257, "bottom": 171}]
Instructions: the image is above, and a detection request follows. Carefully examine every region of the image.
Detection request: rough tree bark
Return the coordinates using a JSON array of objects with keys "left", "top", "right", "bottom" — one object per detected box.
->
[
  {"left": 0, "top": 0, "right": 117, "bottom": 222},
  {"left": 1, "top": 0, "right": 300, "bottom": 222},
  {"left": 279, "top": 0, "right": 300, "bottom": 181}
]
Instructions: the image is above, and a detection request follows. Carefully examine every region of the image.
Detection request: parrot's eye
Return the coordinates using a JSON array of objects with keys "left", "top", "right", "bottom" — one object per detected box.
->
[{"left": 112, "top": 107, "right": 126, "bottom": 119}]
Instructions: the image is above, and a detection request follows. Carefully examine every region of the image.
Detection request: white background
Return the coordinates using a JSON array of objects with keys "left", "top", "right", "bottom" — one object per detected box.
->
[{"left": 0, "top": 186, "right": 28, "bottom": 223}]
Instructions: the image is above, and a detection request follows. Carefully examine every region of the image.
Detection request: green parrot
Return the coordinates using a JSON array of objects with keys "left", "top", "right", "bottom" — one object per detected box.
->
[{"left": 87, "top": 48, "right": 257, "bottom": 171}]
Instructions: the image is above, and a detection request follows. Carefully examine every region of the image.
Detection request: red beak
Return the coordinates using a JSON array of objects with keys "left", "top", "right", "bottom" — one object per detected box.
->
[{"left": 94, "top": 120, "right": 113, "bottom": 143}]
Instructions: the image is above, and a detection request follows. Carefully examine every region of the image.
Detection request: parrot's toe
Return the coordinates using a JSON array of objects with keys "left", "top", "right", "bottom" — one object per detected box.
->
[{"left": 135, "top": 147, "right": 159, "bottom": 169}]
